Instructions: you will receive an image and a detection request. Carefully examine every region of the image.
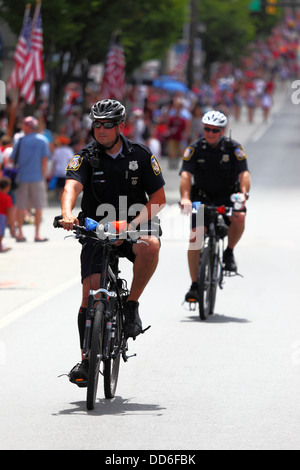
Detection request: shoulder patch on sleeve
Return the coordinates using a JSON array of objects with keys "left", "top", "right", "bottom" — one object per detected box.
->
[
  {"left": 66, "top": 155, "right": 83, "bottom": 171},
  {"left": 150, "top": 155, "right": 161, "bottom": 175},
  {"left": 183, "top": 146, "right": 195, "bottom": 161},
  {"left": 234, "top": 146, "right": 247, "bottom": 161}
]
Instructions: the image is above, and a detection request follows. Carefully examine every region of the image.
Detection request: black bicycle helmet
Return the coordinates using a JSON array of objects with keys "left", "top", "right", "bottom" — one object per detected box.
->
[{"left": 90, "top": 99, "right": 126, "bottom": 123}]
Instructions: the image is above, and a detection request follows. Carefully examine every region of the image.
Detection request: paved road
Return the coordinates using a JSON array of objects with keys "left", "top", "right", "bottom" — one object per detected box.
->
[{"left": 1, "top": 83, "right": 300, "bottom": 450}]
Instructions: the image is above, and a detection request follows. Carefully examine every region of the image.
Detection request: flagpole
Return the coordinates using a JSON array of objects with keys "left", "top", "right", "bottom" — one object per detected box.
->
[
  {"left": 7, "top": 3, "right": 31, "bottom": 137},
  {"left": 31, "top": 0, "right": 41, "bottom": 36}
]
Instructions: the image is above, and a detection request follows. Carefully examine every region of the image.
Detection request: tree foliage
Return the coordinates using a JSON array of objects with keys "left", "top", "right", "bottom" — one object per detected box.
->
[
  {"left": 0, "top": 0, "right": 188, "bottom": 75},
  {"left": 0, "top": 0, "right": 188, "bottom": 128},
  {"left": 197, "top": 0, "right": 282, "bottom": 70},
  {"left": 198, "top": 0, "right": 255, "bottom": 67},
  {"left": 0, "top": 0, "right": 283, "bottom": 129}
]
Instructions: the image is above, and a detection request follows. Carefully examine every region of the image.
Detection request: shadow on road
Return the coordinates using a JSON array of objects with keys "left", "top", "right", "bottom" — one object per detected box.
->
[
  {"left": 182, "top": 313, "right": 250, "bottom": 324},
  {"left": 54, "top": 395, "right": 166, "bottom": 416}
]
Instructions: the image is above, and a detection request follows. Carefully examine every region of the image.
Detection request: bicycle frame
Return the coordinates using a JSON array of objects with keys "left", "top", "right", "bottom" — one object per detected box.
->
[
  {"left": 187, "top": 201, "right": 246, "bottom": 318},
  {"left": 205, "top": 212, "right": 225, "bottom": 290},
  {"left": 82, "top": 241, "right": 129, "bottom": 363}
]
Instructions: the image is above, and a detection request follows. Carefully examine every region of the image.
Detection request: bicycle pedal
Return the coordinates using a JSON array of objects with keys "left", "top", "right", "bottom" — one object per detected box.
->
[
  {"left": 58, "top": 372, "right": 87, "bottom": 388},
  {"left": 141, "top": 325, "right": 151, "bottom": 334},
  {"left": 70, "top": 377, "right": 88, "bottom": 388},
  {"left": 122, "top": 351, "right": 137, "bottom": 362},
  {"left": 224, "top": 269, "right": 243, "bottom": 278}
]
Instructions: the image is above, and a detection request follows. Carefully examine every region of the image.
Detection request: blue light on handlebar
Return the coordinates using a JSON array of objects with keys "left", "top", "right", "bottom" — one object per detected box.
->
[
  {"left": 192, "top": 202, "right": 202, "bottom": 211},
  {"left": 85, "top": 217, "right": 98, "bottom": 231}
]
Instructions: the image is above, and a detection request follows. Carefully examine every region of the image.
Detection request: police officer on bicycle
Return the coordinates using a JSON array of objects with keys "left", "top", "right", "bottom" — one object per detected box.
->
[
  {"left": 60, "top": 99, "right": 166, "bottom": 384},
  {"left": 179, "top": 110, "right": 250, "bottom": 302}
]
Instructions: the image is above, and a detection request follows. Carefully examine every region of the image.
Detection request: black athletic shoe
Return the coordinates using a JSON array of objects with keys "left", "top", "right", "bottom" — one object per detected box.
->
[
  {"left": 123, "top": 301, "right": 143, "bottom": 339},
  {"left": 69, "top": 360, "right": 89, "bottom": 387},
  {"left": 223, "top": 248, "right": 237, "bottom": 272},
  {"left": 185, "top": 282, "right": 199, "bottom": 302}
]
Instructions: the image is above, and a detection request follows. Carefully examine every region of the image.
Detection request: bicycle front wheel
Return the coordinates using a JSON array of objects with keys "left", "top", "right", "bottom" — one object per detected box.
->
[
  {"left": 86, "top": 302, "right": 105, "bottom": 410},
  {"left": 198, "top": 245, "right": 212, "bottom": 320},
  {"left": 210, "top": 249, "right": 222, "bottom": 316},
  {"left": 103, "top": 308, "right": 122, "bottom": 399}
]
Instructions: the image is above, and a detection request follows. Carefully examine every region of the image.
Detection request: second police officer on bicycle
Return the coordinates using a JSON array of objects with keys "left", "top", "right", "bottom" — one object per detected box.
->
[
  {"left": 59, "top": 99, "right": 166, "bottom": 384},
  {"left": 179, "top": 110, "right": 251, "bottom": 302}
]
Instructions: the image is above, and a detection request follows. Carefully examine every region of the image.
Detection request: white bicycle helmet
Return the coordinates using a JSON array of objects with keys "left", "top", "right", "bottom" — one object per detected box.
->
[
  {"left": 202, "top": 110, "right": 228, "bottom": 128},
  {"left": 90, "top": 99, "right": 126, "bottom": 123}
]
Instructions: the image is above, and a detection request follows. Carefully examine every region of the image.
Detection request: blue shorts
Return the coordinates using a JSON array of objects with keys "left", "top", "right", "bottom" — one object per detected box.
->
[{"left": 0, "top": 214, "right": 7, "bottom": 237}]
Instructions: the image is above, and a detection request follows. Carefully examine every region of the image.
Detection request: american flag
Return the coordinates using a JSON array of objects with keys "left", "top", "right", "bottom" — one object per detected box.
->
[
  {"left": 21, "top": 2, "right": 44, "bottom": 105},
  {"left": 7, "top": 6, "right": 32, "bottom": 92},
  {"left": 30, "top": 3, "right": 44, "bottom": 82},
  {"left": 100, "top": 40, "right": 126, "bottom": 100}
]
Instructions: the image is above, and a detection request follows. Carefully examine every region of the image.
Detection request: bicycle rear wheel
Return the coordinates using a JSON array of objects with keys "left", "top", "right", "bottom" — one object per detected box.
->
[
  {"left": 86, "top": 302, "right": 105, "bottom": 410},
  {"left": 103, "top": 307, "right": 122, "bottom": 399},
  {"left": 198, "top": 245, "right": 212, "bottom": 320}
]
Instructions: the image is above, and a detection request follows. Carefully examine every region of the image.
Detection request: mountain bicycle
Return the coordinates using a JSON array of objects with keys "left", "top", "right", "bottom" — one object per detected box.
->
[
  {"left": 54, "top": 215, "right": 152, "bottom": 410},
  {"left": 187, "top": 199, "right": 246, "bottom": 320}
]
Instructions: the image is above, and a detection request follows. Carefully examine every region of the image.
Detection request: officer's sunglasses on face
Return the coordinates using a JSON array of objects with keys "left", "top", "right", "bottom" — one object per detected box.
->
[
  {"left": 204, "top": 127, "right": 222, "bottom": 134},
  {"left": 93, "top": 121, "right": 118, "bottom": 129}
]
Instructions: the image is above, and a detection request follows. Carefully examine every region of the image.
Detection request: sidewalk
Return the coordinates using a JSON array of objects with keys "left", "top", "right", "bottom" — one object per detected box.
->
[{"left": 0, "top": 81, "right": 290, "bottom": 325}]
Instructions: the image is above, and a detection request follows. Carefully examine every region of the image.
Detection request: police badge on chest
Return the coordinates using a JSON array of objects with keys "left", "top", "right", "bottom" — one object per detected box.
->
[{"left": 128, "top": 161, "right": 139, "bottom": 185}]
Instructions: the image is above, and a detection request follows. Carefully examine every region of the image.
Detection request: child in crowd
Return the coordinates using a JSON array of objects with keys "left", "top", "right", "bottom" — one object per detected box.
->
[{"left": 0, "top": 176, "right": 13, "bottom": 253}]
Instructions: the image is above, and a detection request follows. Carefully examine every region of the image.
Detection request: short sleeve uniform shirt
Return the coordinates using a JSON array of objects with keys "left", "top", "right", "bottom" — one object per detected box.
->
[{"left": 66, "top": 135, "right": 165, "bottom": 222}]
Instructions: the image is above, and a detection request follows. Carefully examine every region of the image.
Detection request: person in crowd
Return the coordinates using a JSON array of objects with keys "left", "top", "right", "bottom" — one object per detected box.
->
[
  {"left": 146, "top": 124, "right": 162, "bottom": 160},
  {"left": 50, "top": 135, "right": 74, "bottom": 200},
  {"left": 10, "top": 116, "right": 51, "bottom": 242},
  {"left": 0, "top": 136, "right": 16, "bottom": 237},
  {"left": 0, "top": 176, "right": 13, "bottom": 253},
  {"left": 167, "top": 99, "right": 187, "bottom": 169}
]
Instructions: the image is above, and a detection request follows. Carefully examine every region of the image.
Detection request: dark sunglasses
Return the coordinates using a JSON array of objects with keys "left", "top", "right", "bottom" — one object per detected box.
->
[
  {"left": 204, "top": 127, "right": 222, "bottom": 134},
  {"left": 93, "top": 121, "right": 117, "bottom": 129}
]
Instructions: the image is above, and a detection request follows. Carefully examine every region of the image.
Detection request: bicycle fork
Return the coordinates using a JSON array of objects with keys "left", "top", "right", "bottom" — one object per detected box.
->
[
  {"left": 82, "top": 288, "right": 117, "bottom": 360},
  {"left": 211, "top": 238, "right": 224, "bottom": 290}
]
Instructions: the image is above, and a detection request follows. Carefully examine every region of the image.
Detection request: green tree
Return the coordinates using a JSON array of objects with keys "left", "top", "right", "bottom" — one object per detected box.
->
[{"left": 198, "top": 0, "right": 256, "bottom": 72}]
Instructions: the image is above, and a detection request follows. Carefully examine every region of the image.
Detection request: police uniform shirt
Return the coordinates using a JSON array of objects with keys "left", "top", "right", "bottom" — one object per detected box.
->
[
  {"left": 66, "top": 135, "right": 165, "bottom": 221},
  {"left": 180, "top": 136, "right": 249, "bottom": 199}
]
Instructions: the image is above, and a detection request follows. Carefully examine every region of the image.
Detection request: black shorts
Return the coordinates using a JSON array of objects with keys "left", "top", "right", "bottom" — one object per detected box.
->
[
  {"left": 80, "top": 218, "right": 162, "bottom": 283},
  {"left": 80, "top": 238, "right": 136, "bottom": 283}
]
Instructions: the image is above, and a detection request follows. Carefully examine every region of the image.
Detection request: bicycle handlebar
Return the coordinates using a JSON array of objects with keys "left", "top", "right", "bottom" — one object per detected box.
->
[
  {"left": 53, "top": 215, "right": 158, "bottom": 241},
  {"left": 191, "top": 202, "right": 246, "bottom": 216}
]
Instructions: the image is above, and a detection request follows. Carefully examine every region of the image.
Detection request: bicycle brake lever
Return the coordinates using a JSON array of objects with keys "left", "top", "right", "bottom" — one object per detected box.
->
[{"left": 64, "top": 234, "right": 79, "bottom": 240}]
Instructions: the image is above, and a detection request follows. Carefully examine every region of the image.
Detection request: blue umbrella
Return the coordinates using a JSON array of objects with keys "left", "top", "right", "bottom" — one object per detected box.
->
[{"left": 152, "top": 76, "right": 189, "bottom": 93}]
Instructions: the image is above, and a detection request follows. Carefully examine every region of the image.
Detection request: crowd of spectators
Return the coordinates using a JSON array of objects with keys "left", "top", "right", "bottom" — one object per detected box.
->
[
  {"left": 0, "top": 14, "right": 299, "bottom": 191},
  {"left": 0, "top": 14, "right": 298, "bottom": 250}
]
